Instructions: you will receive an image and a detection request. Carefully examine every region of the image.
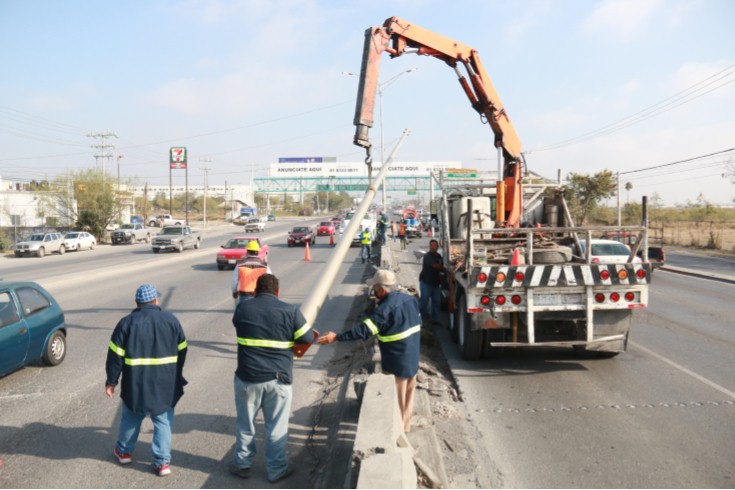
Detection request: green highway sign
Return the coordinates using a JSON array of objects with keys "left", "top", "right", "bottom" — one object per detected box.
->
[
  {"left": 446, "top": 172, "right": 476, "bottom": 178},
  {"left": 407, "top": 190, "right": 417, "bottom": 195}
]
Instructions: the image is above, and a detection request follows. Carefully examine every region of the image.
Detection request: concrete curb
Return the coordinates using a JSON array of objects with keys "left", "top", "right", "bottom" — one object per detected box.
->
[
  {"left": 660, "top": 265, "right": 735, "bottom": 284},
  {"left": 355, "top": 373, "right": 416, "bottom": 489},
  {"left": 350, "top": 238, "right": 449, "bottom": 489}
]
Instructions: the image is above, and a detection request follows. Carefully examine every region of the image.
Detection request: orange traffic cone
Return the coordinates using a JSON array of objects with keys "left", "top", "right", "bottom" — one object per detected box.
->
[
  {"left": 304, "top": 241, "right": 311, "bottom": 261},
  {"left": 511, "top": 248, "right": 523, "bottom": 266},
  {"left": 329, "top": 234, "right": 335, "bottom": 246}
]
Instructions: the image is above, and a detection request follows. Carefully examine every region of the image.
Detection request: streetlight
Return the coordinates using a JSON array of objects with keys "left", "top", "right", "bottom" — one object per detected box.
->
[{"left": 343, "top": 67, "right": 418, "bottom": 212}]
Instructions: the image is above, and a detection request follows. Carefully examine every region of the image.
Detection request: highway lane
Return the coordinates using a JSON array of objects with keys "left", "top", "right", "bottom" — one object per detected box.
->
[
  {"left": 0, "top": 218, "right": 367, "bottom": 488},
  {"left": 433, "top": 264, "right": 735, "bottom": 488}
]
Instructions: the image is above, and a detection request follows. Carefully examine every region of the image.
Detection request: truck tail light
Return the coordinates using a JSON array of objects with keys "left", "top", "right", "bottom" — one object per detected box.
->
[
  {"left": 595, "top": 293, "right": 606, "bottom": 303},
  {"left": 618, "top": 270, "right": 628, "bottom": 280},
  {"left": 515, "top": 272, "right": 525, "bottom": 282},
  {"left": 624, "top": 292, "right": 635, "bottom": 301},
  {"left": 600, "top": 270, "right": 611, "bottom": 280},
  {"left": 511, "top": 295, "right": 522, "bottom": 305},
  {"left": 636, "top": 269, "right": 647, "bottom": 279},
  {"left": 495, "top": 295, "right": 506, "bottom": 305},
  {"left": 480, "top": 295, "right": 491, "bottom": 306},
  {"left": 610, "top": 292, "right": 620, "bottom": 302},
  {"left": 477, "top": 272, "right": 488, "bottom": 283},
  {"left": 495, "top": 272, "right": 506, "bottom": 282}
]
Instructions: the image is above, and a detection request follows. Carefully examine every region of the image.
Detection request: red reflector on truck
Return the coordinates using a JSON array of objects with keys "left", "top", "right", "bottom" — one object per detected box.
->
[{"left": 467, "top": 307, "right": 484, "bottom": 313}]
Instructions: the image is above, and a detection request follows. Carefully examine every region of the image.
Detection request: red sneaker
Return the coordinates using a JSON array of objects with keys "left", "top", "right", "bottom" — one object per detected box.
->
[
  {"left": 156, "top": 464, "right": 171, "bottom": 477},
  {"left": 113, "top": 448, "right": 132, "bottom": 465}
]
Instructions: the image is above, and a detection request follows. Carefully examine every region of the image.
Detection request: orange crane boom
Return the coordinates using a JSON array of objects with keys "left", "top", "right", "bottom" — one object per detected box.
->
[{"left": 352, "top": 16, "right": 524, "bottom": 227}]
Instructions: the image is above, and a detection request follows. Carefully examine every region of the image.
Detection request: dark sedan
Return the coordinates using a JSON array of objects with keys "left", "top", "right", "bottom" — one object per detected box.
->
[
  {"left": 287, "top": 226, "right": 316, "bottom": 247},
  {"left": 0, "top": 281, "right": 67, "bottom": 378}
]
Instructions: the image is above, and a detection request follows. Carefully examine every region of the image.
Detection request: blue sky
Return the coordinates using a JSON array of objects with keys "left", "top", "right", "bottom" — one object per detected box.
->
[{"left": 1, "top": 0, "right": 733, "bottom": 206}]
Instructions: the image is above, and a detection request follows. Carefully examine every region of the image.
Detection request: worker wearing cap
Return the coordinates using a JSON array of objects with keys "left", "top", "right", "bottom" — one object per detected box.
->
[
  {"left": 231, "top": 240, "right": 271, "bottom": 304},
  {"left": 317, "top": 269, "right": 421, "bottom": 433},
  {"left": 105, "top": 284, "right": 188, "bottom": 477}
]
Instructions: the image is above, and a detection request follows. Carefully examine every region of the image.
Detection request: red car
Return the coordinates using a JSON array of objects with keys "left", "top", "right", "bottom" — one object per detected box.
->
[
  {"left": 288, "top": 226, "right": 316, "bottom": 247},
  {"left": 216, "top": 236, "right": 269, "bottom": 270},
  {"left": 317, "top": 221, "right": 336, "bottom": 236}
]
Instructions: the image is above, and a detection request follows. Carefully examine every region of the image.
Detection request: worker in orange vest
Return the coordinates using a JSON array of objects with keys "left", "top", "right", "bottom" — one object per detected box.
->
[
  {"left": 398, "top": 220, "right": 408, "bottom": 251},
  {"left": 231, "top": 241, "right": 271, "bottom": 304}
]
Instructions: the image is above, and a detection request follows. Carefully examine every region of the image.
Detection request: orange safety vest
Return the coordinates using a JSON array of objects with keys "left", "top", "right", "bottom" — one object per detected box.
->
[
  {"left": 238, "top": 266, "right": 267, "bottom": 294},
  {"left": 399, "top": 223, "right": 406, "bottom": 236}
]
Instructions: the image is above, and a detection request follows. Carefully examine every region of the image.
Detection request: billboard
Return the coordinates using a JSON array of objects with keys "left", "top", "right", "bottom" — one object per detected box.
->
[{"left": 269, "top": 161, "right": 460, "bottom": 178}]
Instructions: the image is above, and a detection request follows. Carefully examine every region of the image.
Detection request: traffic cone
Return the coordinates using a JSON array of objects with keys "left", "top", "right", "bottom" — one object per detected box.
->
[
  {"left": 329, "top": 234, "right": 335, "bottom": 246},
  {"left": 304, "top": 241, "right": 311, "bottom": 261},
  {"left": 511, "top": 248, "right": 523, "bottom": 266},
  {"left": 427, "top": 227, "right": 432, "bottom": 237}
]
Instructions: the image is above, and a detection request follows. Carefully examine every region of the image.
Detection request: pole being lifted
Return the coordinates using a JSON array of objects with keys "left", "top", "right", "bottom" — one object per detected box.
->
[{"left": 300, "top": 128, "right": 411, "bottom": 326}]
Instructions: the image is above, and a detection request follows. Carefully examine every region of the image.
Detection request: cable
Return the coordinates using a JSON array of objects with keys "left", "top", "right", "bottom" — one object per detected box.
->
[{"left": 529, "top": 64, "right": 735, "bottom": 153}]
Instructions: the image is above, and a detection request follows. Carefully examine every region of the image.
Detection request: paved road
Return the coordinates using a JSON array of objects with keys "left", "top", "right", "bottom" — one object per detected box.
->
[
  {"left": 398, "top": 240, "right": 735, "bottom": 488},
  {"left": 0, "top": 219, "right": 366, "bottom": 488}
]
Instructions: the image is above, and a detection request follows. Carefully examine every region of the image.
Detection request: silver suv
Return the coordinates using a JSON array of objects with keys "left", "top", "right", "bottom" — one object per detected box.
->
[{"left": 14, "top": 232, "right": 66, "bottom": 258}]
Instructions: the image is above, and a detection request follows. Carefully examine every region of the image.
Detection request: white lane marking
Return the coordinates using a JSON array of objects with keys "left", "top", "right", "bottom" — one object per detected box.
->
[{"left": 630, "top": 340, "right": 735, "bottom": 399}]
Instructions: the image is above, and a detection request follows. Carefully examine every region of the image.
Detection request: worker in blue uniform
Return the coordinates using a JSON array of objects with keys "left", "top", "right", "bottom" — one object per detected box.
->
[
  {"left": 317, "top": 269, "right": 421, "bottom": 433},
  {"left": 105, "top": 284, "right": 188, "bottom": 477},
  {"left": 230, "top": 274, "right": 313, "bottom": 483}
]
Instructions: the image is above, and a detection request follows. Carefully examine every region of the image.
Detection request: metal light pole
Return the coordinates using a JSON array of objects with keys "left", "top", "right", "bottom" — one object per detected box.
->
[
  {"left": 117, "top": 155, "right": 123, "bottom": 223},
  {"left": 300, "top": 129, "right": 411, "bottom": 325},
  {"left": 343, "top": 68, "right": 417, "bottom": 212}
]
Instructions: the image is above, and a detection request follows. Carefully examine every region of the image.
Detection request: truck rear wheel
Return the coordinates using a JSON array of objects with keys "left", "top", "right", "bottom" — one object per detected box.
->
[{"left": 457, "top": 295, "right": 483, "bottom": 360}]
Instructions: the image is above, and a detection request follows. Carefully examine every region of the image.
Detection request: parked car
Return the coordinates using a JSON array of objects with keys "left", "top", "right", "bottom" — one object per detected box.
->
[
  {"left": 216, "top": 236, "right": 269, "bottom": 270},
  {"left": 63, "top": 231, "right": 96, "bottom": 251},
  {"left": 579, "top": 239, "right": 643, "bottom": 264},
  {"left": 267, "top": 214, "right": 276, "bottom": 222},
  {"left": 0, "top": 281, "right": 67, "bottom": 377},
  {"left": 14, "top": 232, "right": 66, "bottom": 258},
  {"left": 317, "top": 221, "right": 336, "bottom": 236},
  {"left": 602, "top": 232, "right": 665, "bottom": 266},
  {"left": 130, "top": 215, "right": 143, "bottom": 224},
  {"left": 287, "top": 226, "right": 316, "bottom": 247}
]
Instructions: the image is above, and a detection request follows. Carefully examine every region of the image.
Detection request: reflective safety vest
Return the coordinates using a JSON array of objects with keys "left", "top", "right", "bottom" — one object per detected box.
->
[
  {"left": 361, "top": 231, "right": 371, "bottom": 245},
  {"left": 238, "top": 265, "right": 267, "bottom": 294},
  {"left": 399, "top": 223, "right": 406, "bottom": 236}
]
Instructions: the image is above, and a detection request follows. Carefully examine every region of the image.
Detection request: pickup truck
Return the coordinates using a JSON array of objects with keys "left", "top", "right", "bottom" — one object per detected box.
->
[
  {"left": 148, "top": 214, "right": 183, "bottom": 227},
  {"left": 151, "top": 226, "right": 201, "bottom": 253},
  {"left": 243, "top": 217, "right": 266, "bottom": 233},
  {"left": 111, "top": 223, "right": 151, "bottom": 245}
]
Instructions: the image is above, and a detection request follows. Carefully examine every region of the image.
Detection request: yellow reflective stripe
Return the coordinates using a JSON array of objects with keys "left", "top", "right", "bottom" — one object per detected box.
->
[
  {"left": 237, "top": 337, "right": 294, "bottom": 349},
  {"left": 378, "top": 324, "right": 421, "bottom": 343},
  {"left": 124, "top": 356, "right": 178, "bottom": 366},
  {"left": 178, "top": 340, "right": 187, "bottom": 351},
  {"left": 294, "top": 323, "right": 311, "bottom": 340},
  {"left": 109, "top": 341, "right": 125, "bottom": 357},
  {"left": 364, "top": 318, "right": 379, "bottom": 335}
]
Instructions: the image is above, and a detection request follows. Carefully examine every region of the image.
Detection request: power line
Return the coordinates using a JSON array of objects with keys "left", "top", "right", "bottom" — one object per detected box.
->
[
  {"left": 619, "top": 147, "right": 735, "bottom": 175},
  {"left": 529, "top": 64, "right": 735, "bottom": 153}
]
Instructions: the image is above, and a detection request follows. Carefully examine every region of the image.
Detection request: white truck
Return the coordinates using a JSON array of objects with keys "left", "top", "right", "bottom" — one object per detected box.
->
[
  {"left": 349, "top": 16, "right": 653, "bottom": 360},
  {"left": 437, "top": 177, "right": 652, "bottom": 360},
  {"left": 148, "top": 214, "right": 183, "bottom": 227},
  {"left": 243, "top": 217, "right": 266, "bottom": 233},
  {"left": 341, "top": 210, "right": 376, "bottom": 246}
]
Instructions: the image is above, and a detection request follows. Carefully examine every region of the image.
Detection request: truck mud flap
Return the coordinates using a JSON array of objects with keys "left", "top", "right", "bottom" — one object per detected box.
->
[{"left": 582, "top": 309, "right": 631, "bottom": 352}]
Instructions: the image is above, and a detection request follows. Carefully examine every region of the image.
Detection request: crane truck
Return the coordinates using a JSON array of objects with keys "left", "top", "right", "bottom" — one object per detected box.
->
[{"left": 352, "top": 16, "right": 653, "bottom": 360}]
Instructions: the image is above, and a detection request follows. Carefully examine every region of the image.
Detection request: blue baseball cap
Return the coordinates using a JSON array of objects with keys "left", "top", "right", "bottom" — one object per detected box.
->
[{"left": 135, "top": 284, "right": 161, "bottom": 304}]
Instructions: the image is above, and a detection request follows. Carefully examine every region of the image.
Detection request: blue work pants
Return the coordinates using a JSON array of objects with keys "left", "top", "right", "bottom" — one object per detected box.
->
[
  {"left": 419, "top": 281, "right": 442, "bottom": 323},
  {"left": 233, "top": 376, "right": 292, "bottom": 481},
  {"left": 116, "top": 403, "right": 174, "bottom": 467}
]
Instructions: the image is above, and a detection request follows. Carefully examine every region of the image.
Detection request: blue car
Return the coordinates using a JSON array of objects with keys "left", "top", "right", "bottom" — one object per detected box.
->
[{"left": 0, "top": 281, "right": 67, "bottom": 378}]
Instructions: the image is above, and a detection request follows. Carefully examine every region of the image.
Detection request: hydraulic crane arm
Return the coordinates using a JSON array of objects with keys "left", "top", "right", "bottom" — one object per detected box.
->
[{"left": 352, "top": 16, "right": 524, "bottom": 226}]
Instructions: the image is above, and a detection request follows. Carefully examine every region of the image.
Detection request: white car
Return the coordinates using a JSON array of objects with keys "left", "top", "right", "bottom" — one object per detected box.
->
[
  {"left": 64, "top": 231, "right": 96, "bottom": 251},
  {"left": 580, "top": 239, "right": 642, "bottom": 264}
]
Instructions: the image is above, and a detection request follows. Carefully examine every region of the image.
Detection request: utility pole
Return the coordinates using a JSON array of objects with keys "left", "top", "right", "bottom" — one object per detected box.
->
[
  {"left": 117, "top": 154, "right": 124, "bottom": 223},
  {"left": 87, "top": 131, "right": 117, "bottom": 176},
  {"left": 200, "top": 158, "right": 211, "bottom": 228}
]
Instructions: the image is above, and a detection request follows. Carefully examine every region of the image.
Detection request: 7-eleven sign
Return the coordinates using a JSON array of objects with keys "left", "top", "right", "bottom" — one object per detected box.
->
[{"left": 170, "top": 147, "right": 187, "bottom": 169}]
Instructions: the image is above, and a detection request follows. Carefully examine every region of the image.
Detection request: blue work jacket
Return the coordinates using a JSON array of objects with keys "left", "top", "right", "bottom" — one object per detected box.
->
[
  {"left": 106, "top": 304, "right": 188, "bottom": 415},
  {"left": 337, "top": 290, "right": 421, "bottom": 378},
  {"left": 232, "top": 293, "right": 312, "bottom": 384}
]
